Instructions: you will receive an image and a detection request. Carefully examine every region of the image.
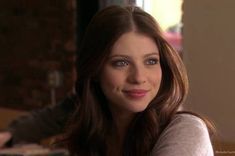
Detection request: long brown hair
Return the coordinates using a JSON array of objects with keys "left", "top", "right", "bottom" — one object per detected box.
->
[{"left": 64, "top": 5, "right": 201, "bottom": 156}]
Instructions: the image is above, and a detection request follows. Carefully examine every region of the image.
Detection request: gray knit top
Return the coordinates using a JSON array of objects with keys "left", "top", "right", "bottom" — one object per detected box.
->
[{"left": 151, "top": 114, "right": 214, "bottom": 156}]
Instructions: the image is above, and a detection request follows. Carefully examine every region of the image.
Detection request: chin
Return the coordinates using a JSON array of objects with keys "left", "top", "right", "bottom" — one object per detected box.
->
[{"left": 126, "top": 104, "right": 149, "bottom": 113}]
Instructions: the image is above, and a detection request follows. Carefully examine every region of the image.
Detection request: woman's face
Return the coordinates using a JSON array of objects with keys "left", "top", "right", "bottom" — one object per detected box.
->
[{"left": 100, "top": 31, "right": 162, "bottom": 117}]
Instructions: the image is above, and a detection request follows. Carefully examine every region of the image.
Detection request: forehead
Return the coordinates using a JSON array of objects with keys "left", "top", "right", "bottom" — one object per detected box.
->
[{"left": 111, "top": 31, "right": 159, "bottom": 55}]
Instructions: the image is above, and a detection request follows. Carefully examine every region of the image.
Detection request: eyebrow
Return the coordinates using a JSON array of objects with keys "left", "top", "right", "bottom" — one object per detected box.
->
[
  {"left": 109, "top": 52, "right": 159, "bottom": 59},
  {"left": 143, "top": 52, "right": 160, "bottom": 58}
]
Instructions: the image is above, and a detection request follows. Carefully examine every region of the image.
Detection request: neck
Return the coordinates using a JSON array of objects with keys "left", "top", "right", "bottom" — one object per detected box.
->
[
  {"left": 112, "top": 111, "right": 135, "bottom": 143},
  {"left": 108, "top": 106, "right": 137, "bottom": 154}
]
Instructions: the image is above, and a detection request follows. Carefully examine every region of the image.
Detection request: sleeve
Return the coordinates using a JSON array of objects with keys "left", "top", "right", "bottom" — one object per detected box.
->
[
  {"left": 151, "top": 114, "right": 214, "bottom": 156},
  {"left": 6, "top": 95, "right": 76, "bottom": 145}
]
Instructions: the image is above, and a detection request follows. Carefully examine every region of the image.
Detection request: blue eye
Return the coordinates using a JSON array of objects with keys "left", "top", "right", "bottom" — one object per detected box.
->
[
  {"left": 146, "top": 58, "right": 159, "bottom": 65},
  {"left": 112, "top": 60, "right": 129, "bottom": 67}
]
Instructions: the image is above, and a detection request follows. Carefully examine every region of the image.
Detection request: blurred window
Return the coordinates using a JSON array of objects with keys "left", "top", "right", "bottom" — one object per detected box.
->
[{"left": 136, "top": 0, "right": 183, "bottom": 53}]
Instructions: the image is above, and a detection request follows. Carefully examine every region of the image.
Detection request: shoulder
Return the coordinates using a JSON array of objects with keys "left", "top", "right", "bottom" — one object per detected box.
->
[
  {"left": 151, "top": 113, "right": 214, "bottom": 156},
  {"left": 168, "top": 113, "right": 208, "bottom": 130},
  {"left": 160, "top": 114, "right": 210, "bottom": 143}
]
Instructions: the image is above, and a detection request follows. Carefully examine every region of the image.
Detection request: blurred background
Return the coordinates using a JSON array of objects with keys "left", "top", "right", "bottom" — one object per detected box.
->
[{"left": 0, "top": 0, "right": 235, "bottom": 153}]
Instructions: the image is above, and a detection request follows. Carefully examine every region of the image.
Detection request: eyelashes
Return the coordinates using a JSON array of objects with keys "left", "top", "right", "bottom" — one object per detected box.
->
[
  {"left": 145, "top": 58, "right": 159, "bottom": 65},
  {"left": 110, "top": 58, "right": 159, "bottom": 68},
  {"left": 111, "top": 59, "right": 129, "bottom": 67}
]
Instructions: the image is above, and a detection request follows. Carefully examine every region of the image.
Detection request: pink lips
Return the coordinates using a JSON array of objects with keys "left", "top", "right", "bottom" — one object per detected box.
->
[{"left": 123, "top": 89, "right": 148, "bottom": 99}]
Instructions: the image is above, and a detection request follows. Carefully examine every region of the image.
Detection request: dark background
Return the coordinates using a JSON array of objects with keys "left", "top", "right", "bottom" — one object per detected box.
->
[{"left": 0, "top": 0, "right": 100, "bottom": 110}]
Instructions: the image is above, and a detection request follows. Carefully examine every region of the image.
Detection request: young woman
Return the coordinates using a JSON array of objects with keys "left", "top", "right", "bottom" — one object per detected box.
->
[{"left": 64, "top": 5, "right": 214, "bottom": 156}]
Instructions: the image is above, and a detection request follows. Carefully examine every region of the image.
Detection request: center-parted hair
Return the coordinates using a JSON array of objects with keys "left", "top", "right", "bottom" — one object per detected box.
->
[{"left": 65, "top": 5, "right": 188, "bottom": 156}]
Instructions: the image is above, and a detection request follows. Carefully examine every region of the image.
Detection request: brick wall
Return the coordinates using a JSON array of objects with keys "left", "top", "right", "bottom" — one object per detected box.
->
[{"left": 0, "top": 0, "right": 76, "bottom": 110}]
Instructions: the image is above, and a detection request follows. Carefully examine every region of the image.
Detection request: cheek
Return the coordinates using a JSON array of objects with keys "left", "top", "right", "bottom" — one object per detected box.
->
[
  {"left": 100, "top": 70, "right": 123, "bottom": 91},
  {"left": 151, "top": 69, "right": 162, "bottom": 89}
]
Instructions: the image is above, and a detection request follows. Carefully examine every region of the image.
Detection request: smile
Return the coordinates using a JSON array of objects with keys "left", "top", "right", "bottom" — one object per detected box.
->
[{"left": 123, "top": 89, "right": 149, "bottom": 99}]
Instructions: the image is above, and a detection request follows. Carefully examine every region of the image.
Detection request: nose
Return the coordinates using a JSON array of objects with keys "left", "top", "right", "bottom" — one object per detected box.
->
[{"left": 127, "top": 65, "right": 147, "bottom": 84}]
